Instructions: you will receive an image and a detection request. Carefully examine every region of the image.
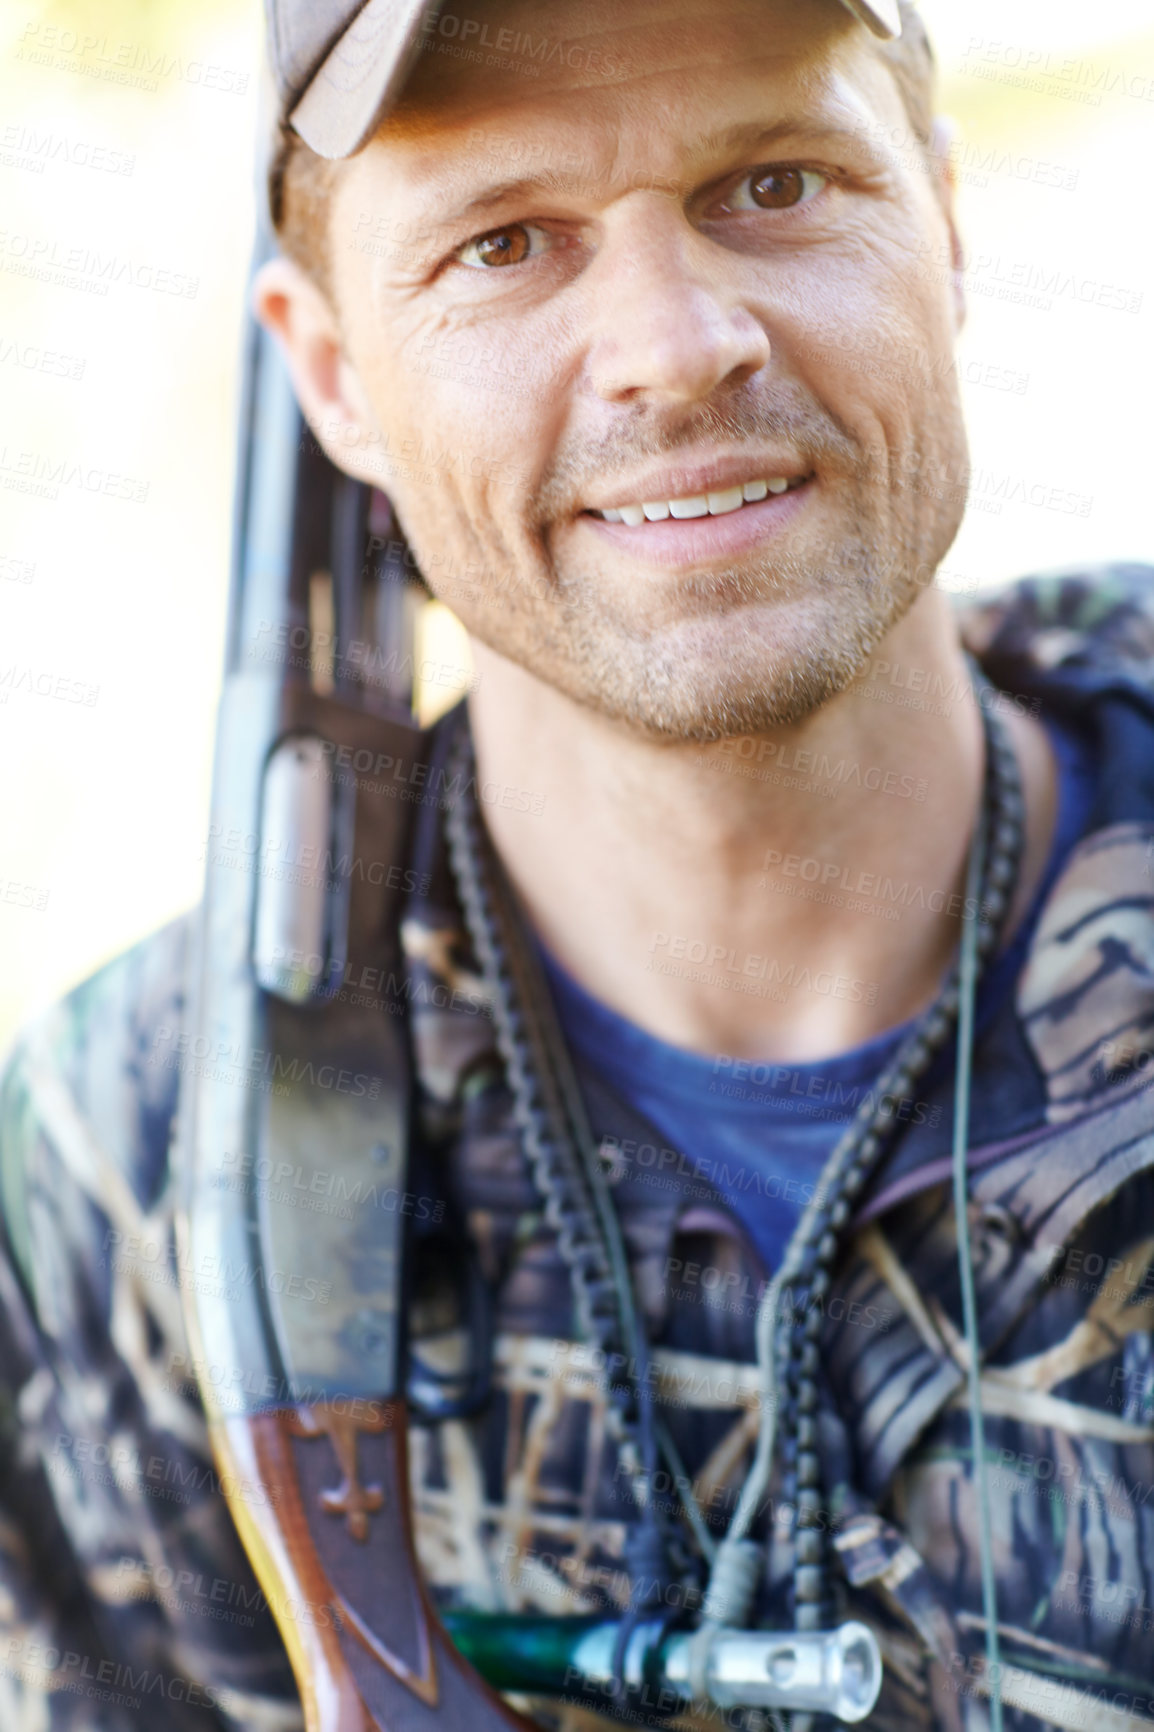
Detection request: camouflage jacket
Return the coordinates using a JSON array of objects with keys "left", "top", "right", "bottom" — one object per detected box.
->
[{"left": 2, "top": 568, "right": 1154, "bottom": 1732}]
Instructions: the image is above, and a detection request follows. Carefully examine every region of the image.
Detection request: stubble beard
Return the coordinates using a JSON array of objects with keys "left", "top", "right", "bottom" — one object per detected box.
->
[
  {"left": 426, "top": 386, "right": 970, "bottom": 742},
  {"left": 543, "top": 513, "right": 935, "bottom": 740}
]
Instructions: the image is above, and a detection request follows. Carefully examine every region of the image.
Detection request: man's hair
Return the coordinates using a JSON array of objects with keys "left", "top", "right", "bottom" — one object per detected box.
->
[
  {"left": 270, "top": 129, "right": 341, "bottom": 303},
  {"left": 270, "top": 0, "right": 934, "bottom": 305}
]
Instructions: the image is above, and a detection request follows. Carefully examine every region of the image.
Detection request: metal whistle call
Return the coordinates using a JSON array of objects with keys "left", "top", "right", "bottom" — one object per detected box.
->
[
  {"left": 444, "top": 1612, "right": 883, "bottom": 1723},
  {"left": 673, "top": 1621, "right": 881, "bottom": 1720}
]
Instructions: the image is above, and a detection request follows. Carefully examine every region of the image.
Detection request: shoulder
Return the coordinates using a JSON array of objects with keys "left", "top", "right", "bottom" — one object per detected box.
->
[
  {"left": 0, "top": 912, "right": 194, "bottom": 1308},
  {"left": 951, "top": 564, "right": 1154, "bottom": 1126},
  {"left": 958, "top": 561, "right": 1154, "bottom": 689}
]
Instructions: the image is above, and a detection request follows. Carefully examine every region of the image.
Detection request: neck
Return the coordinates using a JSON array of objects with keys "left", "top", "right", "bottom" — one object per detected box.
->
[{"left": 466, "top": 588, "right": 1055, "bottom": 1064}]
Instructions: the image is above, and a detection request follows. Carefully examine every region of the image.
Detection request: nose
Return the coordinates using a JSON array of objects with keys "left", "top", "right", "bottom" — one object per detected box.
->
[{"left": 586, "top": 194, "right": 772, "bottom": 406}]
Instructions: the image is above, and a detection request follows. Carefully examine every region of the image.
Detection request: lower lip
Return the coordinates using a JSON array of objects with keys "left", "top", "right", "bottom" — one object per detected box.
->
[{"left": 578, "top": 481, "right": 813, "bottom": 568}]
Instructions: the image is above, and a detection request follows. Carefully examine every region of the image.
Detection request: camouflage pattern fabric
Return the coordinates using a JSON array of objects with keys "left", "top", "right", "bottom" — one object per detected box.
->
[
  {"left": 0, "top": 919, "right": 303, "bottom": 1730},
  {"left": 2, "top": 567, "right": 1154, "bottom": 1730}
]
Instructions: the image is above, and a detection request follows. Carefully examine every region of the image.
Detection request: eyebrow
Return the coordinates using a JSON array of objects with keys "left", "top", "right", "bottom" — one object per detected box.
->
[{"left": 434, "top": 118, "right": 873, "bottom": 227}]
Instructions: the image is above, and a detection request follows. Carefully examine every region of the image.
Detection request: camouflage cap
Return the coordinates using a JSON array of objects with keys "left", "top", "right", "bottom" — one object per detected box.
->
[{"left": 267, "top": 0, "right": 902, "bottom": 161}]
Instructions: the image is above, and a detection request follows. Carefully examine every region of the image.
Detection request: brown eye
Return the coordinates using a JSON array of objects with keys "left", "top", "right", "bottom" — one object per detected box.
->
[
  {"left": 467, "top": 225, "right": 531, "bottom": 267},
  {"left": 749, "top": 167, "right": 807, "bottom": 209}
]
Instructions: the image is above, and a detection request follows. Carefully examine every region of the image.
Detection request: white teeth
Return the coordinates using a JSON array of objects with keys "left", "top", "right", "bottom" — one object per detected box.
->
[{"left": 596, "top": 476, "right": 803, "bottom": 522}]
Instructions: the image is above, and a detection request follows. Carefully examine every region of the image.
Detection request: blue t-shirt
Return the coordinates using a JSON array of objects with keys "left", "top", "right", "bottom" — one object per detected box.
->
[{"left": 541, "top": 718, "right": 1097, "bottom": 1274}]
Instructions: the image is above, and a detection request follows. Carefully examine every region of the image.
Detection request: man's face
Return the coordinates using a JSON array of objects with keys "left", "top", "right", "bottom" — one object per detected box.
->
[{"left": 318, "top": 0, "right": 967, "bottom": 739}]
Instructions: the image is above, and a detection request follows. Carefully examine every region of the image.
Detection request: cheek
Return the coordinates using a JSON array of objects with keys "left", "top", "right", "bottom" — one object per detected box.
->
[
  {"left": 783, "top": 237, "right": 961, "bottom": 455},
  {"left": 359, "top": 314, "right": 564, "bottom": 518},
  {"left": 388, "top": 291, "right": 570, "bottom": 446},
  {"left": 355, "top": 301, "right": 583, "bottom": 593},
  {"left": 341, "top": 364, "right": 524, "bottom": 609}
]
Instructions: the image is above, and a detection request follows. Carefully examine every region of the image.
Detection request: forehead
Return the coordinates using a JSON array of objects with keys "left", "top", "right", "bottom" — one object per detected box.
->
[{"left": 378, "top": 0, "right": 906, "bottom": 188}]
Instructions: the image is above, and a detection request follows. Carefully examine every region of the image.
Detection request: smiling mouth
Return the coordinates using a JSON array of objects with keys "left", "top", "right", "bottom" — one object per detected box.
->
[{"left": 586, "top": 474, "right": 812, "bottom": 525}]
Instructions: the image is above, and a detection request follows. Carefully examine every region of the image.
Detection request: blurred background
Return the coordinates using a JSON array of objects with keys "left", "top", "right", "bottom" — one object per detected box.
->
[{"left": 1, "top": 0, "right": 1152, "bottom": 1050}]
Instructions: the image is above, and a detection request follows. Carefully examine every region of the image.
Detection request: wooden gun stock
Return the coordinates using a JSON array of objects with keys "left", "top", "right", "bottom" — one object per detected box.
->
[{"left": 212, "top": 1404, "right": 535, "bottom": 1732}]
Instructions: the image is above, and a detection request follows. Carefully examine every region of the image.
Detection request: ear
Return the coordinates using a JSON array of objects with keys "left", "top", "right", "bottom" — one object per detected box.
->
[
  {"left": 928, "top": 116, "right": 966, "bottom": 335},
  {"left": 252, "top": 256, "right": 386, "bottom": 487}
]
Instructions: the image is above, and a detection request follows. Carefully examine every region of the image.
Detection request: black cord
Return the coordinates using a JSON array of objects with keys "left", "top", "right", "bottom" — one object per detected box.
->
[{"left": 441, "top": 712, "right": 689, "bottom": 1635}]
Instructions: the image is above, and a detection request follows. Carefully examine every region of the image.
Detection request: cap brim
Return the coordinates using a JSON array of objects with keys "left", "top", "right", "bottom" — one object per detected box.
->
[
  {"left": 289, "top": 0, "right": 441, "bottom": 159},
  {"left": 838, "top": 0, "right": 902, "bottom": 38},
  {"left": 289, "top": 0, "right": 901, "bottom": 161}
]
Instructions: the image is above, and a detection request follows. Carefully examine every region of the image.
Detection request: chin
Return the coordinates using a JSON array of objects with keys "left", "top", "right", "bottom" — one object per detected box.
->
[
  {"left": 539, "top": 631, "right": 866, "bottom": 743},
  {"left": 549, "top": 583, "right": 903, "bottom": 740}
]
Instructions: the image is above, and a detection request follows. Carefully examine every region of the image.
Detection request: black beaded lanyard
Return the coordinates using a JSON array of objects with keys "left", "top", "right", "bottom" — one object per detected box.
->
[
  {"left": 442, "top": 663, "right": 1024, "bottom": 1703},
  {"left": 443, "top": 727, "right": 694, "bottom": 1626}
]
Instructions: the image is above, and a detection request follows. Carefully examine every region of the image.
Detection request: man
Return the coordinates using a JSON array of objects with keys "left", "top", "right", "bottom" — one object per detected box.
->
[{"left": 1, "top": 0, "right": 1153, "bottom": 1728}]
